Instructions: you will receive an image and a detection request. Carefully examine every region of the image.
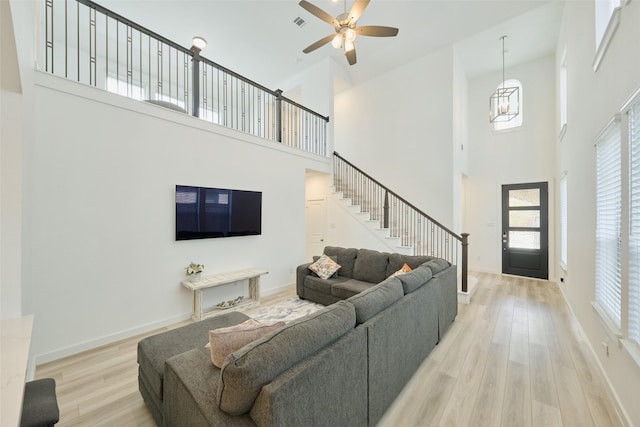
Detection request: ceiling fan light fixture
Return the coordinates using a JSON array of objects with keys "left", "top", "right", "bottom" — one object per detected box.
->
[
  {"left": 299, "top": 0, "right": 398, "bottom": 66},
  {"left": 345, "top": 28, "right": 356, "bottom": 42},
  {"left": 331, "top": 34, "right": 343, "bottom": 49},
  {"left": 344, "top": 39, "right": 355, "bottom": 53}
]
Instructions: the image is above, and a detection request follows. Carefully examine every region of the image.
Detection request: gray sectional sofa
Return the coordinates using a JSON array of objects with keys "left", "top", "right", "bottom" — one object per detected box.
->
[
  {"left": 297, "top": 246, "right": 458, "bottom": 339},
  {"left": 138, "top": 247, "right": 457, "bottom": 426}
]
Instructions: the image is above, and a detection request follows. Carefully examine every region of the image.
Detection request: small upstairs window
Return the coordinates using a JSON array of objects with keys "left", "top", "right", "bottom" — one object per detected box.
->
[
  {"left": 493, "top": 79, "right": 523, "bottom": 131},
  {"left": 594, "top": 0, "right": 621, "bottom": 70},
  {"left": 595, "top": 0, "right": 621, "bottom": 49},
  {"left": 560, "top": 49, "right": 568, "bottom": 138}
]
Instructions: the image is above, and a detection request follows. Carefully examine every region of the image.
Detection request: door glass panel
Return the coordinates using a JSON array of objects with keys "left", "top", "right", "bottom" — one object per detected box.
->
[
  {"left": 509, "top": 189, "right": 540, "bottom": 207},
  {"left": 509, "top": 231, "right": 540, "bottom": 249},
  {"left": 509, "top": 210, "right": 541, "bottom": 228}
]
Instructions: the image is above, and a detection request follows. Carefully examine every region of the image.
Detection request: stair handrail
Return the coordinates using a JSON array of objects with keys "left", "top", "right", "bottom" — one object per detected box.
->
[
  {"left": 334, "top": 152, "right": 461, "bottom": 240},
  {"left": 333, "top": 151, "right": 469, "bottom": 292},
  {"left": 42, "top": 0, "right": 329, "bottom": 155}
]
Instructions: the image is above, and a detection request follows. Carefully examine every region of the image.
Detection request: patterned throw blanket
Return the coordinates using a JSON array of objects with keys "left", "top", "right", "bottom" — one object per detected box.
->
[{"left": 250, "top": 297, "right": 324, "bottom": 323}]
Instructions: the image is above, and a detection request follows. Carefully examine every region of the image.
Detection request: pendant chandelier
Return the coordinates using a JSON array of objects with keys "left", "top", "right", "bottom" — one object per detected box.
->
[{"left": 489, "top": 36, "right": 519, "bottom": 123}]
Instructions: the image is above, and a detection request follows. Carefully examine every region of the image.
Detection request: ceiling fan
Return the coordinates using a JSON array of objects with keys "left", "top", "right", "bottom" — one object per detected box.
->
[{"left": 299, "top": 0, "right": 399, "bottom": 66}]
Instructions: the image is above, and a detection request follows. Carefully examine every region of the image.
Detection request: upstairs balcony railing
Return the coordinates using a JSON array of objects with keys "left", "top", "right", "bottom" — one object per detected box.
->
[
  {"left": 38, "top": 0, "right": 329, "bottom": 156},
  {"left": 333, "top": 152, "right": 469, "bottom": 292}
]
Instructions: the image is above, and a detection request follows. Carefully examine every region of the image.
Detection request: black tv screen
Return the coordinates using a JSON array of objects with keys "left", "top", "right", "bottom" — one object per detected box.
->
[{"left": 176, "top": 185, "right": 262, "bottom": 240}]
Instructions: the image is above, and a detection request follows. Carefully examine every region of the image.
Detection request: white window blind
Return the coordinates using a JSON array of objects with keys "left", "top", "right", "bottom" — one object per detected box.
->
[
  {"left": 560, "top": 175, "right": 568, "bottom": 269},
  {"left": 629, "top": 100, "right": 640, "bottom": 344},
  {"left": 595, "top": 121, "right": 622, "bottom": 329}
]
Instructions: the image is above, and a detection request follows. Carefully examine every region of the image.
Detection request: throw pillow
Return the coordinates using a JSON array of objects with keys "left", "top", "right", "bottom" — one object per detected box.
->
[
  {"left": 308, "top": 254, "right": 341, "bottom": 280},
  {"left": 311, "top": 255, "right": 339, "bottom": 279},
  {"left": 391, "top": 262, "right": 413, "bottom": 277},
  {"left": 208, "top": 319, "right": 285, "bottom": 368}
]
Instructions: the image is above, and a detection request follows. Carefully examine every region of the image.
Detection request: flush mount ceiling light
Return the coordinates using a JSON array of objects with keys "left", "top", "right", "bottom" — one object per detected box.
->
[
  {"left": 191, "top": 36, "right": 207, "bottom": 52},
  {"left": 489, "top": 36, "right": 519, "bottom": 123},
  {"left": 299, "top": 0, "right": 398, "bottom": 66}
]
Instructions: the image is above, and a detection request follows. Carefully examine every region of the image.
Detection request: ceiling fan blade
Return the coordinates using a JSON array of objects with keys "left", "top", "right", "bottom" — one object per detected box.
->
[
  {"left": 348, "top": 0, "right": 370, "bottom": 24},
  {"left": 355, "top": 26, "right": 399, "bottom": 37},
  {"left": 303, "top": 34, "right": 336, "bottom": 54},
  {"left": 299, "top": 0, "right": 339, "bottom": 27},
  {"left": 345, "top": 46, "right": 357, "bottom": 66}
]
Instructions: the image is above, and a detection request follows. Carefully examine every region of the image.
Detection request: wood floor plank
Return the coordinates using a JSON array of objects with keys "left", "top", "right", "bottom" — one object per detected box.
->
[
  {"left": 467, "top": 342, "right": 510, "bottom": 427},
  {"left": 554, "top": 364, "right": 595, "bottom": 427},
  {"left": 34, "top": 274, "right": 625, "bottom": 427},
  {"left": 500, "top": 360, "right": 532, "bottom": 427},
  {"left": 529, "top": 343, "right": 559, "bottom": 408},
  {"left": 532, "top": 399, "right": 563, "bottom": 427},
  {"left": 437, "top": 318, "right": 492, "bottom": 426}
]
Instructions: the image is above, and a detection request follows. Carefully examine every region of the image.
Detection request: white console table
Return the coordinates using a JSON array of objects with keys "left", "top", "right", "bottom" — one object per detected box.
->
[{"left": 181, "top": 268, "right": 268, "bottom": 321}]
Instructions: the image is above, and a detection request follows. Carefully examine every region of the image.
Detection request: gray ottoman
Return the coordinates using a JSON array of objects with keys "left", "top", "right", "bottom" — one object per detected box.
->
[
  {"left": 137, "top": 311, "right": 250, "bottom": 425},
  {"left": 20, "top": 378, "right": 59, "bottom": 427}
]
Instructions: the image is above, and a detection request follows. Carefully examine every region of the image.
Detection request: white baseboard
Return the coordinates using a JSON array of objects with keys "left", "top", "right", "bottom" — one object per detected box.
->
[
  {"left": 36, "top": 283, "right": 297, "bottom": 365},
  {"left": 35, "top": 312, "right": 192, "bottom": 365},
  {"left": 556, "top": 284, "right": 632, "bottom": 427}
]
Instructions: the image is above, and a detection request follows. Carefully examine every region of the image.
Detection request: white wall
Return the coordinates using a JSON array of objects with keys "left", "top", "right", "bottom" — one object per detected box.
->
[
  {"left": 325, "top": 195, "right": 396, "bottom": 254},
  {"left": 1, "top": 0, "right": 23, "bottom": 320},
  {"left": 465, "top": 55, "right": 556, "bottom": 276},
  {"left": 334, "top": 46, "right": 456, "bottom": 230},
  {"left": 556, "top": 1, "right": 640, "bottom": 424},
  {"left": 453, "top": 47, "right": 470, "bottom": 235},
  {"left": 20, "top": 74, "right": 330, "bottom": 362}
]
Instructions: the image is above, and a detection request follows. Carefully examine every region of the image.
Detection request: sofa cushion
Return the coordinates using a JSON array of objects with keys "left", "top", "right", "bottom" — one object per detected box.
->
[
  {"left": 304, "top": 275, "right": 349, "bottom": 295},
  {"left": 208, "top": 319, "right": 285, "bottom": 368},
  {"left": 324, "top": 246, "right": 358, "bottom": 277},
  {"left": 423, "top": 258, "right": 450, "bottom": 275},
  {"left": 386, "top": 254, "right": 434, "bottom": 278},
  {"left": 137, "top": 311, "right": 249, "bottom": 401},
  {"left": 397, "top": 266, "right": 433, "bottom": 294},
  {"left": 352, "top": 249, "right": 390, "bottom": 284},
  {"left": 217, "top": 301, "right": 356, "bottom": 415},
  {"left": 332, "top": 279, "right": 377, "bottom": 300},
  {"left": 348, "top": 277, "right": 404, "bottom": 324},
  {"left": 308, "top": 254, "right": 341, "bottom": 280}
]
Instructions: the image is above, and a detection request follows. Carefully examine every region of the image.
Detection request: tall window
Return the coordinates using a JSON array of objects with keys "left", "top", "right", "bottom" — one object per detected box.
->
[
  {"left": 560, "top": 174, "right": 568, "bottom": 269},
  {"left": 560, "top": 50, "right": 568, "bottom": 136},
  {"left": 628, "top": 100, "right": 640, "bottom": 344},
  {"left": 595, "top": 120, "right": 622, "bottom": 329},
  {"left": 493, "top": 79, "right": 523, "bottom": 132}
]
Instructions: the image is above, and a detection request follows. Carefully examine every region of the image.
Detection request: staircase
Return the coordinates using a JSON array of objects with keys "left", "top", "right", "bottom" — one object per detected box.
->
[
  {"left": 331, "top": 190, "right": 413, "bottom": 255},
  {"left": 332, "top": 152, "right": 472, "bottom": 299}
]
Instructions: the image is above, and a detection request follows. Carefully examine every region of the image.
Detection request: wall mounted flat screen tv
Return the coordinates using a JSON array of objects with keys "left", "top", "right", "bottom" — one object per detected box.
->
[{"left": 176, "top": 185, "right": 262, "bottom": 240}]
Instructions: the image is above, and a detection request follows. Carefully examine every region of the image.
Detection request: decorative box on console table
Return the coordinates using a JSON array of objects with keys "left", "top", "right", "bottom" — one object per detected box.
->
[{"left": 180, "top": 268, "right": 268, "bottom": 321}]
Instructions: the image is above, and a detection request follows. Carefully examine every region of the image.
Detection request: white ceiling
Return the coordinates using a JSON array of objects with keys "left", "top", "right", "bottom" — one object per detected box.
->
[{"left": 99, "top": 0, "right": 564, "bottom": 90}]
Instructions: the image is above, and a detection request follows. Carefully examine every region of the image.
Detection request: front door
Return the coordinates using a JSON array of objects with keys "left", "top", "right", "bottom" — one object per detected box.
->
[{"left": 501, "top": 182, "right": 549, "bottom": 279}]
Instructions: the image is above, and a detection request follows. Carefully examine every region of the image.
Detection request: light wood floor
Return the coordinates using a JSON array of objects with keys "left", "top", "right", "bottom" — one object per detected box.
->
[{"left": 35, "top": 273, "right": 624, "bottom": 427}]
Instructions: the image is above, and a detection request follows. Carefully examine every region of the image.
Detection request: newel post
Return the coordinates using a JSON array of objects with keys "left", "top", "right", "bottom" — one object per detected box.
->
[
  {"left": 461, "top": 233, "right": 470, "bottom": 293},
  {"left": 275, "top": 89, "right": 283, "bottom": 143},
  {"left": 191, "top": 48, "right": 201, "bottom": 118},
  {"left": 383, "top": 190, "right": 390, "bottom": 229}
]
